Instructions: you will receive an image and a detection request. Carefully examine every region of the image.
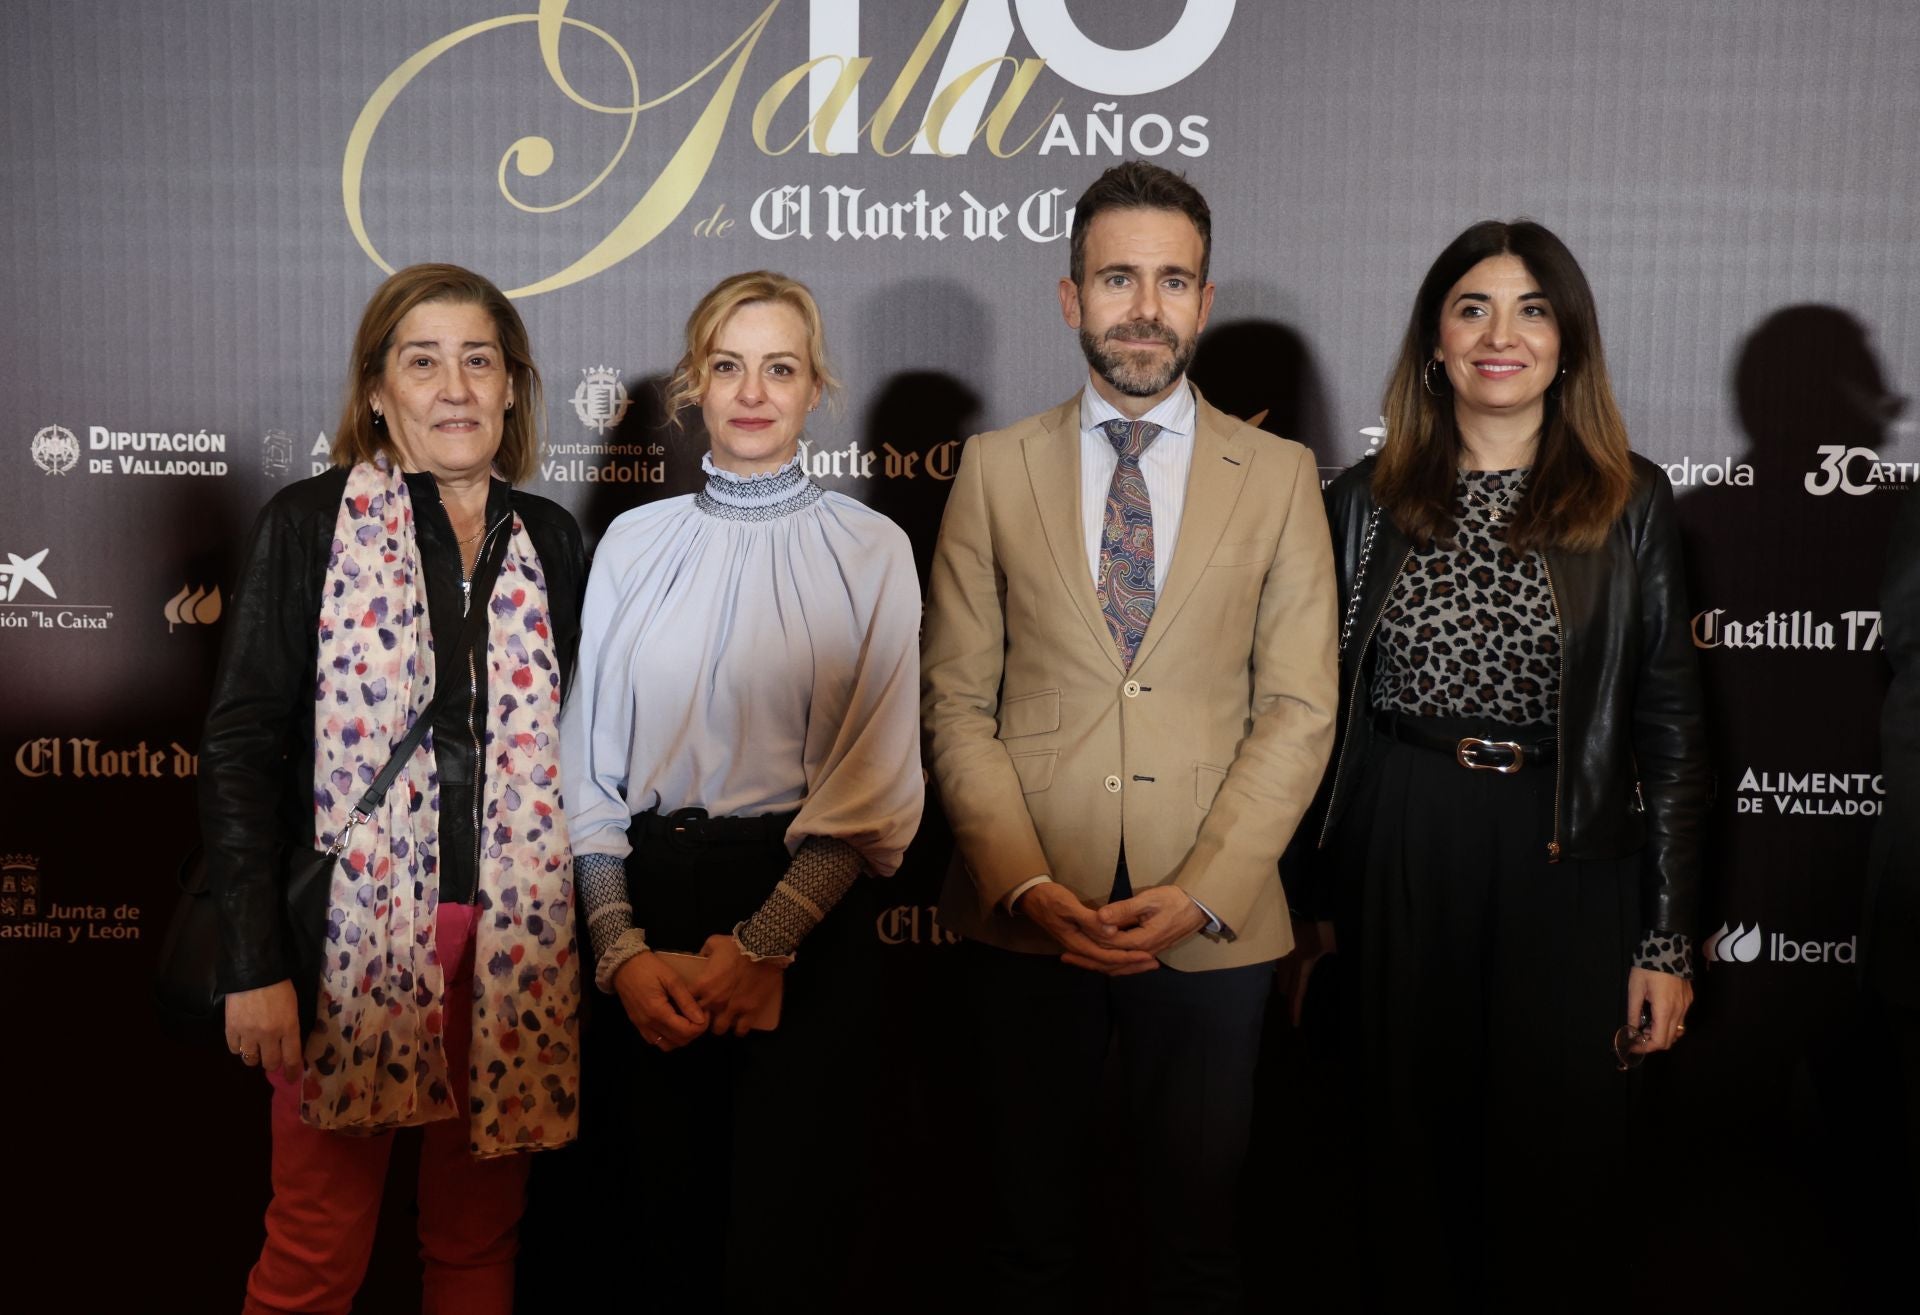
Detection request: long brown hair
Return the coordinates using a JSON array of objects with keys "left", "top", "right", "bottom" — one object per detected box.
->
[
  {"left": 332, "top": 263, "right": 545, "bottom": 484},
  {"left": 1373, "top": 220, "right": 1633, "bottom": 553}
]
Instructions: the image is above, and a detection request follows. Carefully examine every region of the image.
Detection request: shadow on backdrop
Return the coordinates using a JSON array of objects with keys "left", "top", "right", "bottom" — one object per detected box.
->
[
  {"left": 838, "top": 278, "right": 990, "bottom": 1309},
  {"left": 1189, "top": 316, "right": 1334, "bottom": 467},
  {"left": 573, "top": 372, "right": 682, "bottom": 545},
  {"left": 1680, "top": 303, "right": 1906, "bottom": 587},
  {"left": 858, "top": 370, "right": 982, "bottom": 589},
  {"left": 850, "top": 278, "right": 991, "bottom": 589},
  {"left": 1669, "top": 303, "right": 1911, "bottom": 1311}
]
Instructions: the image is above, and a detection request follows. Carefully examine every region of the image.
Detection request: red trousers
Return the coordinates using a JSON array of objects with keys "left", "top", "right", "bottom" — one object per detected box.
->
[{"left": 242, "top": 901, "right": 531, "bottom": 1315}]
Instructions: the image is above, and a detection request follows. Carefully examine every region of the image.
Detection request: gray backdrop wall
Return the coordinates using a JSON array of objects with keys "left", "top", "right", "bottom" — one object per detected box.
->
[{"left": 4, "top": 2, "right": 1916, "bottom": 1309}]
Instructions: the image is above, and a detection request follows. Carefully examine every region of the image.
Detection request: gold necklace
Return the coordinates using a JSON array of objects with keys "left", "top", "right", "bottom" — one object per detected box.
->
[{"left": 1463, "top": 470, "right": 1529, "bottom": 525}]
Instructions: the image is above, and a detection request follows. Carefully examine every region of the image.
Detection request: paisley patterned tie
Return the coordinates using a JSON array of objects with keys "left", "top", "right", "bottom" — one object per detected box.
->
[{"left": 1097, "top": 417, "right": 1163, "bottom": 669}]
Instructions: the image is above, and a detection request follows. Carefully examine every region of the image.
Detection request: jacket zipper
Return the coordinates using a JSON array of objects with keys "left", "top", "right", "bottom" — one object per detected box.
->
[
  {"left": 464, "top": 514, "right": 510, "bottom": 891},
  {"left": 1319, "top": 544, "right": 1414, "bottom": 848},
  {"left": 1541, "top": 553, "right": 1567, "bottom": 862},
  {"left": 468, "top": 641, "right": 483, "bottom": 884}
]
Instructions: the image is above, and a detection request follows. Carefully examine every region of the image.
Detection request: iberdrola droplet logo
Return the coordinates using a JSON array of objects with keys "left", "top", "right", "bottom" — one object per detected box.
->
[{"left": 1702, "top": 921, "right": 1763, "bottom": 965}]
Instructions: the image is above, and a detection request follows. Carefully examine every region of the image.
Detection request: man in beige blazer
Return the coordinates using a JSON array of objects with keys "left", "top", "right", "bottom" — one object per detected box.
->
[{"left": 922, "top": 161, "right": 1338, "bottom": 1313}]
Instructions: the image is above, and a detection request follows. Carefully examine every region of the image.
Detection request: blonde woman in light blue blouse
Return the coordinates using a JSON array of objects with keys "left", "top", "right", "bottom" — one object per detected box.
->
[{"left": 562, "top": 270, "right": 922, "bottom": 1305}]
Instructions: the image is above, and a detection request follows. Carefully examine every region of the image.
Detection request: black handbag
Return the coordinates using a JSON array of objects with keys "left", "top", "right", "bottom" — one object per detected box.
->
[
  {"left": 155, "top": 529, "right": 510, "bottom": 1043},
  {"left": 157, "top": 842, "right": 339, "bottom": 1041},
  {"left": 154, "top": 711, "right": 440, "bottom": 1041}
]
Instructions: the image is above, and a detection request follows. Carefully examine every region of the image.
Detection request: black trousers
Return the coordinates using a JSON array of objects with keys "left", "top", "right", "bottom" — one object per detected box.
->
[
  {"left": 575, "top": 812, "right": 874, "bottom": 1313},
  {"left": 962, "top": 930, "right": 1274, "bottom": 1315},
  {"left": 1334, "top": 720, "right": 1643, "bottom": 1311}
]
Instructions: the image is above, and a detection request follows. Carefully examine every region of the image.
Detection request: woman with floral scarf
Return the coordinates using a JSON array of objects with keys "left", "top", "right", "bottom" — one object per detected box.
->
[{"left": 200, "top": 264, "right": 587, "bottom": 1314}]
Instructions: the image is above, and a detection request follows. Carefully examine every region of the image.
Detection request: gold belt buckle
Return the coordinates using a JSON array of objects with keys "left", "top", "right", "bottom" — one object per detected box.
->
[{"left": 1456, "top": 737, "right": 1524, "bottom": 774}]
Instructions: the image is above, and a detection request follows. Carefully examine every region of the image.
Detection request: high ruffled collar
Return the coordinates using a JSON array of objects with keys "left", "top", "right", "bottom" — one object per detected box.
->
[{"left": 695, "top": 450, "right": 823, "bottom": 522}]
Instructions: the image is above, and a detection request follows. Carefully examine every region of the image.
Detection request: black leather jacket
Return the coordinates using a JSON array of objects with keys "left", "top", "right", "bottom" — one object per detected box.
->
[
  {"left": 199, "top": 468, "right": 587, "bottom": 994},
  {"left": 1317, "top": 454, "right": 1707, "bottom": 935}
]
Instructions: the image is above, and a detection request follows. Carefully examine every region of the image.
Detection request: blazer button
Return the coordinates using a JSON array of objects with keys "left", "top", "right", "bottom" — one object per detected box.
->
[
  {"left": 1104, "top": 774, "right": 1122, "bottom": 793},
  {"left": 1123, "top": 680, "right": 1141, "bottom": 698}
]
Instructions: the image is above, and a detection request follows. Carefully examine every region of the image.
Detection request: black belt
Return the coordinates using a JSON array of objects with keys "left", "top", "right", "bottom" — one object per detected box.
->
[
  {"left": 1373, "top": 713, "right": 1556, "bottom": 774},
  {"left": 630, "top": 806, "right": 798, "bottom": 850}
]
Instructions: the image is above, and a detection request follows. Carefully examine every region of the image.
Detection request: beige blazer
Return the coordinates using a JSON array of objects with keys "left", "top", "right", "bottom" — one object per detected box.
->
[{"left": 922, "top": 391, "right": 1339, "bottom": 971}]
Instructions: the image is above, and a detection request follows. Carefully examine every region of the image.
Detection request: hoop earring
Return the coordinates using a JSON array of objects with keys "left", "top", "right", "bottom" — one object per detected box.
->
[{"left": 1423, "top": 358, "right": 1447, "bottom": 397}]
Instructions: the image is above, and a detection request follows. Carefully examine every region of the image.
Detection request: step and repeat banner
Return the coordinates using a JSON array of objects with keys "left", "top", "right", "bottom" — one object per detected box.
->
[{"left": 4, "top": 1, "right": 1917, "bottom": 1307}]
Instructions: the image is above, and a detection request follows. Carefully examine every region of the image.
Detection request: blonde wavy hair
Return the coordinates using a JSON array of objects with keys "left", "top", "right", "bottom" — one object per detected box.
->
[{"left": 665, "top": 270, "right": 841, "bottom": 423}]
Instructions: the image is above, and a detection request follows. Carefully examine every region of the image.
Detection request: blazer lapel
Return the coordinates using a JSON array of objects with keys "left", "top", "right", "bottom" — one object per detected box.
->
[
  {"left": 1023, "top": 398, "right": 1126, "bottom": 675},
  {"left": 1130, "top": 396, "right": 1253, "bottom": 672}
]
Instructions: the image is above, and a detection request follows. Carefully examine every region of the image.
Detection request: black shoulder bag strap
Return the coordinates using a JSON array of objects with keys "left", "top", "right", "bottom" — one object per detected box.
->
[
  {"left": 324, "top": 516, "right": 513, "bottom": 856},
  {"left": 157, "top": 514, "right": 518, "bottom": 1038}
]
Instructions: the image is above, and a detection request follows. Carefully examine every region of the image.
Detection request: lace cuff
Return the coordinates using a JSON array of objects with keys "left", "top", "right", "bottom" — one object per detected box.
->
[
  {"left": 735, "top": 836, "right": 863, "bottom": 961},
  {"left": 593, "top": 927, "right": 653, "bottom": 994},
  {"left": 577, "top": 852, "right": 647, "bottom": 991},
  {"left": 1632, "top": 930, "right": 1693, "bottom": 979}
]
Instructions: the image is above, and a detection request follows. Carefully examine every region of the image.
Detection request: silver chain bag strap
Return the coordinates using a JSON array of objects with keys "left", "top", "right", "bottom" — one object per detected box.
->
[{"left": 1337, "top": 506, "right": 1383, "bottom": 655}]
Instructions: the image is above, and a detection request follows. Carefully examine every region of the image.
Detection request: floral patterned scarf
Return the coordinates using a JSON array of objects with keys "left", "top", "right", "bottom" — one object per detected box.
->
[{"left": 303, "top": 458, "right": 580, "bottom": 1157}]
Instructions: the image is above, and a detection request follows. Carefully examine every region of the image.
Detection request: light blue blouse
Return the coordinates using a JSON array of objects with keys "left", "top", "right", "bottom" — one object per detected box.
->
[{"left": 560, "top": 452, "right": 924, "bottom": 877}]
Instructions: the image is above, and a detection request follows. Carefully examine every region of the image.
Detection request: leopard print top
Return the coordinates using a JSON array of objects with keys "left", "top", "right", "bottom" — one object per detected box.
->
[
  {"left": 1366, "top": 469, "right": 1695, "bottom": 976},
  {"left": 1371, "top": 469, "right": 1560, "bottom": 727}
]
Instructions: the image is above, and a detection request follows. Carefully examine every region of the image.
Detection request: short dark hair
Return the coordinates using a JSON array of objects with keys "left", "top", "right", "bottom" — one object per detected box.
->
[{"left": 1068, "top": 161, "right": 1212, "bottom": 287}]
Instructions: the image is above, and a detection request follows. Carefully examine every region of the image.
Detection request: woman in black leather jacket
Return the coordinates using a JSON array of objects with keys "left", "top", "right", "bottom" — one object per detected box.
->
[
  {"left": 1315, "top": 221, "right": 1707, "bottom": 1305},
  {"left": 199, "top": 264, "right": 586, "bottom": 1313}
]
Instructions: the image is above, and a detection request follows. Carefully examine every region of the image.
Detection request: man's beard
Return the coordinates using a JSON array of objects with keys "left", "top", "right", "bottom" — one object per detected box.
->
[{"left": 1078, "top": 317, "right": 1194, "bottom": 398}]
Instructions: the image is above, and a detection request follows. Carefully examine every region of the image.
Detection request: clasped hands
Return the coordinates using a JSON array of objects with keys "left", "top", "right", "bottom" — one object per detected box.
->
[
  {"left": 612, "top": 935, "right": 786, "bottom": 1051},
  {"left": 1017, "top": 881, "right": 1207, "bottom": 975}
]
